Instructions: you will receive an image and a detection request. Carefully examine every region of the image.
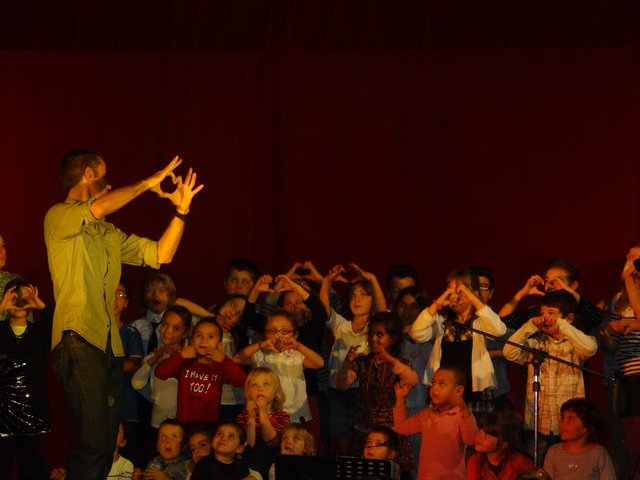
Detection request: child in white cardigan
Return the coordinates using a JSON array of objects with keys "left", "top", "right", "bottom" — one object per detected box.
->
[{"left": 410, "top": 267, "right": 506, "bottom": 414}]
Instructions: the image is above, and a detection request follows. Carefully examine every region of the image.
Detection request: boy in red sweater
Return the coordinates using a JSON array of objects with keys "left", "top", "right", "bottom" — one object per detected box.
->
[{"left": 155, "top": 318, "right": 246, "bottom": 429}]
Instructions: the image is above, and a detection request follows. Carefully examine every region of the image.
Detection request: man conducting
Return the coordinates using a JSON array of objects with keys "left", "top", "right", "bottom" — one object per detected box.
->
[{"left": 44, "top": 150, "right": 203, "bottom": 480}]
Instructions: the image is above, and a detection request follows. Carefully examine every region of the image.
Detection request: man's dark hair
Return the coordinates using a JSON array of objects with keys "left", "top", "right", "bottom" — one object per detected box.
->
[{"left": 59, "top": 149, "right": 103, "bottom": 190}]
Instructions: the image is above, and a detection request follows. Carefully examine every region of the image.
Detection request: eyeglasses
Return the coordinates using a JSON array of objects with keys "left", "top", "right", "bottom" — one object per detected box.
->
[
  {"left": 364, "top": 442, "right": 391, "bottom": 448},
  {"left": 115, "top": 292, "right": 128, "bottom": 299},
  {"left": 265, "top": 328, "right": 293, "bottom": 335}
]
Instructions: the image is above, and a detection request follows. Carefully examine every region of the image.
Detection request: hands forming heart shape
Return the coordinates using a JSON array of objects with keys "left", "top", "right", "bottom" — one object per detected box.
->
[
  {"left": 325, "top": 262, "right": 376, "bottom": 284},
  {"left": 253, "top": 274, "right": 299, "bottom": 294}
]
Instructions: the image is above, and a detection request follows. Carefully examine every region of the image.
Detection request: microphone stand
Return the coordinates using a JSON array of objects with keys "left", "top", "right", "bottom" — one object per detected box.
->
[{"left": 444, "top": 317, "right": 613, "bottom": 467}]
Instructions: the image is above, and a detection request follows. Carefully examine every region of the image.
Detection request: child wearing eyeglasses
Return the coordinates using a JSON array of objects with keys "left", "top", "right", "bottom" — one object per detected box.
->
[{"left": 233, "top": 311, "right": 324, "bottom": 423}]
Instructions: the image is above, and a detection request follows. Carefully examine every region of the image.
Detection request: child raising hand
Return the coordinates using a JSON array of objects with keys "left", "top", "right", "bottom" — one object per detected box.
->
[{"left": 394, "top": 366, "right": 478, "bottom": 479}]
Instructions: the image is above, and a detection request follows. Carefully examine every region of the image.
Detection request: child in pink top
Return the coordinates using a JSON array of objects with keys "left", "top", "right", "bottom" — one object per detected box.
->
[{"left": 393, "top": 366, "right": 477, "bottom": 480}]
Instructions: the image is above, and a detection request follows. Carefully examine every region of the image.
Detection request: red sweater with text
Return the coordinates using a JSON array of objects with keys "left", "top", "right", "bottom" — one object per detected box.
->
[{"left": 155, "top": 352, "right": 247, "bottom": 424}]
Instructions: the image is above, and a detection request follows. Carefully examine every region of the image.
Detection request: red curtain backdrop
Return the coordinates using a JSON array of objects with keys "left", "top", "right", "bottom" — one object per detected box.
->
[
  {"left": 2, "top": 47, "right": 639, "bottom": 306},
  {"left": 1, "top": 0, "right": 640, "bottom": 468}
]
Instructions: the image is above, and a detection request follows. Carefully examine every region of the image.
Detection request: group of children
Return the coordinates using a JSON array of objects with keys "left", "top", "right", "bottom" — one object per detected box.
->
[{"left": 0, "top": 244, "right": 631, "bottom": 479}]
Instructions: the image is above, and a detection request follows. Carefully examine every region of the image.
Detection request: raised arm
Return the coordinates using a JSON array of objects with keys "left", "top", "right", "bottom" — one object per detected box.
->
[
  {"left": 409, "top": 287, "right": 453, "bottom": 343},
  {"left": 502, "top": 319, "right": 539, "bottom": 364},
  {"left": 350, "top": 263, "right": 387, "bottom": 312},
  {"left": 320, "top": 265, "right": 347, "bottom": 316},
  {"left": 498, "top": 275, "right": 544, "bottom": 317},
  {"left": 156, "top": 167, "right": 204, "bottom": 264},
  {"left": 174, "top": 297, "right": 213, "bottom": 318},
  {"left": 90, "top": 156, "right": 182, "bottom": 219},
  {"left": 336, "top": 346, "right": 360, "bottom": 390},
  {"left": 248, "top": 275, "right": 274, "bottom": 303},
  {"left": 0, "top": 286, "right": 16, "bottom": 313},
  {"left": 456, "top": 284, "right": 506, "bottom": 336},
  {"left": 557, "top": 318, "right": 598, "bottom": 358},
  {"left": 274, "top": 274, "right": 310, "bottom": 301},
  {"left": 292, "top": 340, "right": 324, "bottom": 369}
]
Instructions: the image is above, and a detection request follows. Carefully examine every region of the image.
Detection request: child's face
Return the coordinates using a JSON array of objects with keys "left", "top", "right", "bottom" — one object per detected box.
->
[
  {"left": 247, "top": 373, "right": 277, "bottom": 405},
  {"left": 544, "top": 267, "right": 577, "bottom": 293},
  {"left": 388, "top": 276, "right": 415, "bottom": 305},
  {"left": 212, "top": 425, "right": 244, "bottom": 459},
  {"left": 350, "top": 285, "right": 372, "bottom": 316},
  {"left": 216, "top": 298, "right": 246, "bottom": 331},
  {"left": 159, "top": 311, "right": 187, "bottom": 347},
  {"left": 447, "top": 279, "right": 475, "bottom": 314},
  {"left": 224, "top": 269, "right": 255, "bottom": 296},
  {"left": 157, "top": 424, "right": 184, "bottom": 462},
  {"left": 394, "top": 294, "right": 421, "bottom": 325},
  {"left": 144, "top": 281, "right": 171, "bottom": 314},
  {"left": 363, "top": 432, "right": 396, "bottom": 460},
  {"left": 536, "top": 306, "right": 566, "bottom": 336},
  {"left": 282, "top": 291, "right": 306, "bottom": 314},
  {"left": 368, "top": 323, "right": 394, "bottom": 354},
  {"left": 114, "top": 283, "right": 129, "bottom": 317},
  {"left": 474, "top": 428, "right": 505, "bottom": 454},
  {"left": 192, "top": 322, "right": 222, "bottom": 356},
  {"left": 264, "top": 316, "right": 297, "bottom": 351},
  {"left": 477, "top": 275, "right": 494, "bottom": 304},
  {"left": 189, "top": 432, "right": 212, "bottom": 463},
  {"left": 281, "top": 428, "right": 307, "bottom": 455},
  {"left": 559, "top": 409, "right": 589, "bottom": 443},
  {"left": 429, "top": 369, "right": 462, "bottom": 408},
  {"left": 7, "top": 307, "right": 28, "bottom": 321}
]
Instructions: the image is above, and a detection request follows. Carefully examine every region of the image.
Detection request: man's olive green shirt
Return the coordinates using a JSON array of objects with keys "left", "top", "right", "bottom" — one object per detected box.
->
[{"left": 44, "top": 197, "right": 160, "bottom": 355}]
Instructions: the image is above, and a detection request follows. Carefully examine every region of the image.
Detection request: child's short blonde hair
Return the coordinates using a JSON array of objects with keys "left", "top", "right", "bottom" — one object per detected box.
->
[
  {"left": 244, "top": 367, "right": 286, "bottom": 411},
  {"left": 282, "top": 423, "right": 317, "bottom": 456}
]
